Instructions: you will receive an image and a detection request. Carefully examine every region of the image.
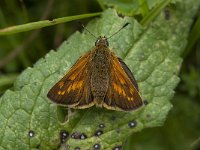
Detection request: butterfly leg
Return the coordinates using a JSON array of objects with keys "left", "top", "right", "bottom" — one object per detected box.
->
[
  {"left": 65, "top": 108, "right": 75, "bottom": 122},
  {"left": 94, "top": 97, "right": 105, "bottom": 107}
]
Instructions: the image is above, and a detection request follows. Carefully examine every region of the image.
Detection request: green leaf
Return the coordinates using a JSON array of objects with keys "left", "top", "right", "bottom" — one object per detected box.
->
[
  {"left": 97, "top": 0, "right": 167, "bottom": 16},
  {"left": 0, "top": 1, "right": 199, "bottom": 150}
]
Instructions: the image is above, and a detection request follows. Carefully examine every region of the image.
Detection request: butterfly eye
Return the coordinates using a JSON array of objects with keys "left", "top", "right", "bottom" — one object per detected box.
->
[{"left": 95, "top": 39, "right": 100, "bottom": 46}]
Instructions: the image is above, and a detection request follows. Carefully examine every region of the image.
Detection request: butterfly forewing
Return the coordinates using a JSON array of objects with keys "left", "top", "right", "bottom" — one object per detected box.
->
[
  {"left": 47, "top": 52, "right": 94, "bottom": 108},
  {"left": 103, "top": 53, "right": 143, "bottom": 111}
]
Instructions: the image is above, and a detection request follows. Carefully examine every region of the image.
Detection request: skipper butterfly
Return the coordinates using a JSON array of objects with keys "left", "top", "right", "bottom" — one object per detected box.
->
[{"left": 47, "top": 23, "right": 143, "bottom": 111}]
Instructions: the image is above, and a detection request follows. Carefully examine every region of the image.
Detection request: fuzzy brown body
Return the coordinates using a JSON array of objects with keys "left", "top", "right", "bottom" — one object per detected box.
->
[
  {"left": 90, "top": 45, "right": 110, "bottom": 105},
  {"left": 47, "top": 36, "right": 143, "bottom": 111}
]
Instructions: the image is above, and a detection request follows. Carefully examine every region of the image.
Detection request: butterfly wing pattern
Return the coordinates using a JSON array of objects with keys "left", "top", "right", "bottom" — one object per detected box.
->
[
  {"left": 103, "top": 53, "right": 143, "bottom": 111},
  {"left": 47, "top": 52, "right": 94, "bottom": 108}
]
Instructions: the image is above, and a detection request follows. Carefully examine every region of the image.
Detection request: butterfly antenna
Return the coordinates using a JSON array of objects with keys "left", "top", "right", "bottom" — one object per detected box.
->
[
  {"left": 79, "top": 22, "right": 97, "bottom": 39},
  {"left": 107, "top": 23, "right": 130, "bottom": 39}
]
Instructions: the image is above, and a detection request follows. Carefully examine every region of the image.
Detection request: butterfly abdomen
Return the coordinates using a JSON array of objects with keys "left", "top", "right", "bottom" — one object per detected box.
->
[{"left": 90, "top": 46, "right": 110, "bottom": 103}]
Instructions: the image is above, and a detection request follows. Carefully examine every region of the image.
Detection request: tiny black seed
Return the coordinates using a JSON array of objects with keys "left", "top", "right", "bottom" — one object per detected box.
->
[
  {"left": 28, "top": 130, "right": 35, "bottom": 138},
  {"left": 71, "top": 132, "right": 81, "bottom": 139},
  {"left": 36, "top": 144, "right": 40, "bottom": 149},
  {"left": 95, "top": 130, "right": 103, "bottom": 136},
  {"left": 144, "top": 100, "right": 149, "bottom": 105},
  {"left": 112, "top": 145, "right": 122, "bottom": 150},
  {"left": 60, "top": 130, "right": 69, "bottom": 143},
  {"left": 74, "top": 147, "right": 80, "bottom": 150},
  {"left": 99, "top": 123, "right": 105, "bottom": 128},
  {"left": 80, "top": 133, "right": 87, "bottom": 140},
  {"left": 71, "top": 132, "right": 87, "bottom": 140},
  {"left": 93, "top": 143, "right": 101, "bottom": 149},
  {"left": 128, "top": 121, "right": 137, "bottom": 128},
  {"left": 164, "top": 9, "right": 171, "bottom": 20}
]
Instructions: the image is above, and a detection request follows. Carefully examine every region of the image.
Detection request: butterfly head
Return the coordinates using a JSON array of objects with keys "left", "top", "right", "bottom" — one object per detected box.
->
[{"left": 95, "top": 36, "right": 109, "bottom": 47}]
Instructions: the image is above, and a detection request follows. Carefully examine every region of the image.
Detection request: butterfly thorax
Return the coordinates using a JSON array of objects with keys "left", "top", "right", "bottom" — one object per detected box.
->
[{"left": 90, "top": 43, "right": 111, "bottom": 106}]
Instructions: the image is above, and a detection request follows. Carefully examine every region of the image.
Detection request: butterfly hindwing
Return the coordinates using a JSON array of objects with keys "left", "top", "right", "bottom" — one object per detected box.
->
[
  {"left": 103, "top": 53, "right": 143, "bottom": 111},
  {"left": 118, "top": 57, "right": 139, "bottom": 91},
  {"left": 47, "top": 52, "right": 94, "bottom": 108}
]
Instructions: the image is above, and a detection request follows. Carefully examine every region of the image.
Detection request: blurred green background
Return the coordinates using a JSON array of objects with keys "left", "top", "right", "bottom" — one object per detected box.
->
[{"left": 0, "top": 0, "right": 199, "bottom": 150}]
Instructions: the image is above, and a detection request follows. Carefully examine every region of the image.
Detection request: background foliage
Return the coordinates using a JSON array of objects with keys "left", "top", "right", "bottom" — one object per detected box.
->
[{"left": 0, "top": 0, "right": 199, "bottom": 150}]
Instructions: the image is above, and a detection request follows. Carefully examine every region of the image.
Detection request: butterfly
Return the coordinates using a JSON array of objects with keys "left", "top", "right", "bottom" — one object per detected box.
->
[{"left": 47, "top": 23, "right": 143, "bottom": 111}]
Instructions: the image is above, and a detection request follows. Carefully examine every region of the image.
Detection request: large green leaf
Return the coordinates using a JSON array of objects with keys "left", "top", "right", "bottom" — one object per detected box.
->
[{"left": 0, "top": 0, "right": 199, "bottom": 149}]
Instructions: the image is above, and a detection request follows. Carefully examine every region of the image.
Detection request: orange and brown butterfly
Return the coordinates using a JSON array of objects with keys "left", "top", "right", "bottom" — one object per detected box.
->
[{"left": 47, "top": 23, "right": 143, "bottom": 111}]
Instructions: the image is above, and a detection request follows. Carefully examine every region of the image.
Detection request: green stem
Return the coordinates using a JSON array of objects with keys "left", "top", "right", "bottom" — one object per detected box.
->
[
  {"left": 0, "top": 12, "right": 101, "bottom": 35},
  {"left": 183, "top": 15, "right": 200, "bottom": 58},
  {"left": 140, "top": 0, "right": 171, "bottom": 26},
  {"left": 0, "top": 74, "right": 18, "bottom": 87}
]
